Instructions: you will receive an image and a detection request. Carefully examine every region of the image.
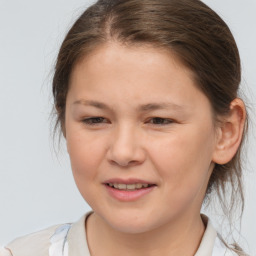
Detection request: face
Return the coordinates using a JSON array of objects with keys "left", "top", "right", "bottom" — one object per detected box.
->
[{"left": 65, "top": 43, "right": 218, "bottom": 234}]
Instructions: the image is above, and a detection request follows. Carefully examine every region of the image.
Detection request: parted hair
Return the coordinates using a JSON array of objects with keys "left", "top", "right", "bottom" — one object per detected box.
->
[{"left": 52, "top": 0, "right": 248, "bottom": 254}]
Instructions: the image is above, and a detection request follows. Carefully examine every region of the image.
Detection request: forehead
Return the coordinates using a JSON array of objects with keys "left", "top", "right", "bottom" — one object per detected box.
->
[
  {"left": 73, "top": 42, "right": 192, "bottom": 75},
  {"left": 70, "top": 43, "right": 194, "bottom": 88},
  {"left": 68, "top": 42, "right": 210, "bottom": 113}
]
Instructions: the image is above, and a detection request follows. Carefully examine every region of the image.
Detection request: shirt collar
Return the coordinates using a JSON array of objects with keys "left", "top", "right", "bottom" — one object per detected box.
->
[
  {"left": 68, "top": 212, "right": 218, "bottom": 256},
  {"left": 195, "top": 214, "right": 218, "bottom": 256}
]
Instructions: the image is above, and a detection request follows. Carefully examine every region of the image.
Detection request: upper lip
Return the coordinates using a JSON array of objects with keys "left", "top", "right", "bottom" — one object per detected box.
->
[{"left": 103, "top": 178, "right": 156, "bottom": 185}]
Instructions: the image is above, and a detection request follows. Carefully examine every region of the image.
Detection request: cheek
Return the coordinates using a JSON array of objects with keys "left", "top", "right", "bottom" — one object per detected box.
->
[
  {"left": 148, "top": 131, "right": 214, "bottom": 213},
  {"left": 66, "top": 131, "right": 106, "bottom": 184},
  {"left": 149, "top": 127, "right": 215, "bottom": 188},
  {"left": 66, "top": 132, "right": 108, "bottom": 207}
]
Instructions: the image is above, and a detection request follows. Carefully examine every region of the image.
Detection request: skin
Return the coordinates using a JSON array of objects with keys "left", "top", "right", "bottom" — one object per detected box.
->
[{"left": 64, "top": 43, "right": 246, "bottom": 256}]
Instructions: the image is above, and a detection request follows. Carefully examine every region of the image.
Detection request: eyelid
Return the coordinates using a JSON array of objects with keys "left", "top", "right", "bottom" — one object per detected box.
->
[
  {"left": 81, "top": 116, "right": 175, "bottom": 127},
  {"left": 146, "top": 117, "right": 175, "bottom": 125},
  {"left": 82, "top": 117, "right": 109, "bottom": 125}
]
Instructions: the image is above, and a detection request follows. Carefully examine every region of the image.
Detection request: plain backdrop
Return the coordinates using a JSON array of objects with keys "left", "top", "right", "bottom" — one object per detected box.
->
[{"left": 0, "top": 0, "right": 255, "bottom": 254}]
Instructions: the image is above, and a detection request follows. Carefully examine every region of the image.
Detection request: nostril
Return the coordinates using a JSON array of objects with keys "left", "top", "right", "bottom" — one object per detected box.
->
[{"left": 108, "top": 158, "right": 138, "bottom": 167}]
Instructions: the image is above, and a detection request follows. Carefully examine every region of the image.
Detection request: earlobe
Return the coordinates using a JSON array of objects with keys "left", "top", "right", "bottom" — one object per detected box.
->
[{"left": 212, "top": 98, "right": 246, "bottom": 165}]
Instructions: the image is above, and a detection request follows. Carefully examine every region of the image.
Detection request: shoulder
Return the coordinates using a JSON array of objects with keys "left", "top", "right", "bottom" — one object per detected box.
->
[
  {"left": 1, "top": 212, "right": 92, "bottom": 256},
  {"left": 0, "top": 248, "right": 12, "bottom": 256},
  {"left": 2, "top": 224, "right": 61, "bottom": 256}
]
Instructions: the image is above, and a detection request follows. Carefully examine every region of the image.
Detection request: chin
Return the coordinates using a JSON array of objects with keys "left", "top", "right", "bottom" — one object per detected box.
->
[
  {"left": 110, "top": 220, "right": 155, "bottom": 234},
  {"left": 99, "top": 209, "right": 162, "bottom": 234}
]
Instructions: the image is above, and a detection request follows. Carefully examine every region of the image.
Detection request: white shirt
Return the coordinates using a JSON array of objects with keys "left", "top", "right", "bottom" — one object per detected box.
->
[{"left": 0, "top": 212, "right": 238, "bottom": 256}]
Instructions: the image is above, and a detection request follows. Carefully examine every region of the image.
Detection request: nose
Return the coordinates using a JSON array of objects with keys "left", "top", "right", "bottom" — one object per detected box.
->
[{"left": 106, "top": 124, "right": 146, "bottom": 167}]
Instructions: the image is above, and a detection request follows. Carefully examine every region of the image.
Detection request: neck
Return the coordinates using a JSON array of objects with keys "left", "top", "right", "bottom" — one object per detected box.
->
[{"left": 86, "top": 211, "right": 205, "bottom": 256}]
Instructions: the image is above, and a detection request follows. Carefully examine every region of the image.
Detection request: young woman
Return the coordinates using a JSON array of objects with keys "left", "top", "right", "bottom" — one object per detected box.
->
[{"left": 1, "top": 0, "right": 249, "bottom": 255}]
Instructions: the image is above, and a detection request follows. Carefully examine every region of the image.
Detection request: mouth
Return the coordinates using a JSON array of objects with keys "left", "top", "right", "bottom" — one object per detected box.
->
[
  {"left": 103, "top": 180, "right": 157, "bottom": 201},
  {"left": 105, "top": 183, "right": 156, "bottom": 191}
]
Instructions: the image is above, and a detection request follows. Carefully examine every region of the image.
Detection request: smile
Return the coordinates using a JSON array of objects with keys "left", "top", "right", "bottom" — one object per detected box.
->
[
  {"left": 106, "top": 183, "right": 154, "bottom": 190},
  {"left": 104, "top": 180, "right": 157, "bottom": 201}
]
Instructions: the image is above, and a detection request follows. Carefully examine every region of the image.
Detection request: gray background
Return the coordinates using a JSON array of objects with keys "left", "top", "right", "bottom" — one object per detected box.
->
[{"left": 0, "top": 0, "right": 255, "bottom": 254}]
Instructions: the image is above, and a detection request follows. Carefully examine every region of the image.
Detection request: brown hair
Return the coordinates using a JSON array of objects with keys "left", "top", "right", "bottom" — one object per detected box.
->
[{"left": 52, "top": 0, "right": 248, "bottom": 252}]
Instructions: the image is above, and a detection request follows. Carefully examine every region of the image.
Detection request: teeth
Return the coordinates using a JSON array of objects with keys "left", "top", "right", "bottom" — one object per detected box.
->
[
  {"left": 108, "top": 183, "right": 151, "bottom": 190},
  {"left": 127, "top": 184, "right": 136, "bottom": 190},
  {"left": 136, "top": 183, "right": 143, "bottom": 189},
  {"left": 117, "top": 183, "right": 126, "bottom": 189},
  {"left": 113, "top": 183, "right": 118, "bottom": 189}
]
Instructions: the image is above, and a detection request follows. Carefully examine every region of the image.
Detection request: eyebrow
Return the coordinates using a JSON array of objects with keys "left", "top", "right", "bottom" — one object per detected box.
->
[{"left": 73, "top": 99, "right": 186, "bottom": 112}]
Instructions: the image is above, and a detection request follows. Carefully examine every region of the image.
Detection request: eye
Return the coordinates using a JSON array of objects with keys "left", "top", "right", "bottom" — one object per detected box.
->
[
  {"left": 148, "top": 117, "right": 174, "bottom": 125},
  {"left": 82, "top": 117, "right": 108, "bottom": 125}
]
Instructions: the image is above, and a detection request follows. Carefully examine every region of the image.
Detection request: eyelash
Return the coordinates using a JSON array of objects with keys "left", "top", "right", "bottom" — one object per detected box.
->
[
  {"left": 81, "top": 117, "right": 174, "bottom": 126},
  {"left": 82, "top": 117, "right": 108, "bottom": 125}
]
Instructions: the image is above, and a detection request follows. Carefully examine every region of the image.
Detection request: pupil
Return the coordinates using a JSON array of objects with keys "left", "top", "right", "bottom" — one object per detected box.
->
[{"left": 154, "top": 118, "right": 163, "bottom": 124}]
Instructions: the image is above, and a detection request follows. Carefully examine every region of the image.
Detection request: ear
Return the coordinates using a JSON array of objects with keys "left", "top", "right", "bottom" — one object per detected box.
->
[{"left": 212, "top": 98, "right": 246, "bottom": 165}]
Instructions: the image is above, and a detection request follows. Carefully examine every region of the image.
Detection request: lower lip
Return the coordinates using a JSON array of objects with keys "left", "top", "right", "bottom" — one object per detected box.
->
[{"left": 104, "top": 185, "right": 156, "bottom": 202}]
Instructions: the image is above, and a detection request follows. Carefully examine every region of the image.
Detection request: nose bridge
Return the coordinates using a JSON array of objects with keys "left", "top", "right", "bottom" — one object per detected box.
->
[{"left": 108, "top": 121, "right": 145, "bottom": 167}]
